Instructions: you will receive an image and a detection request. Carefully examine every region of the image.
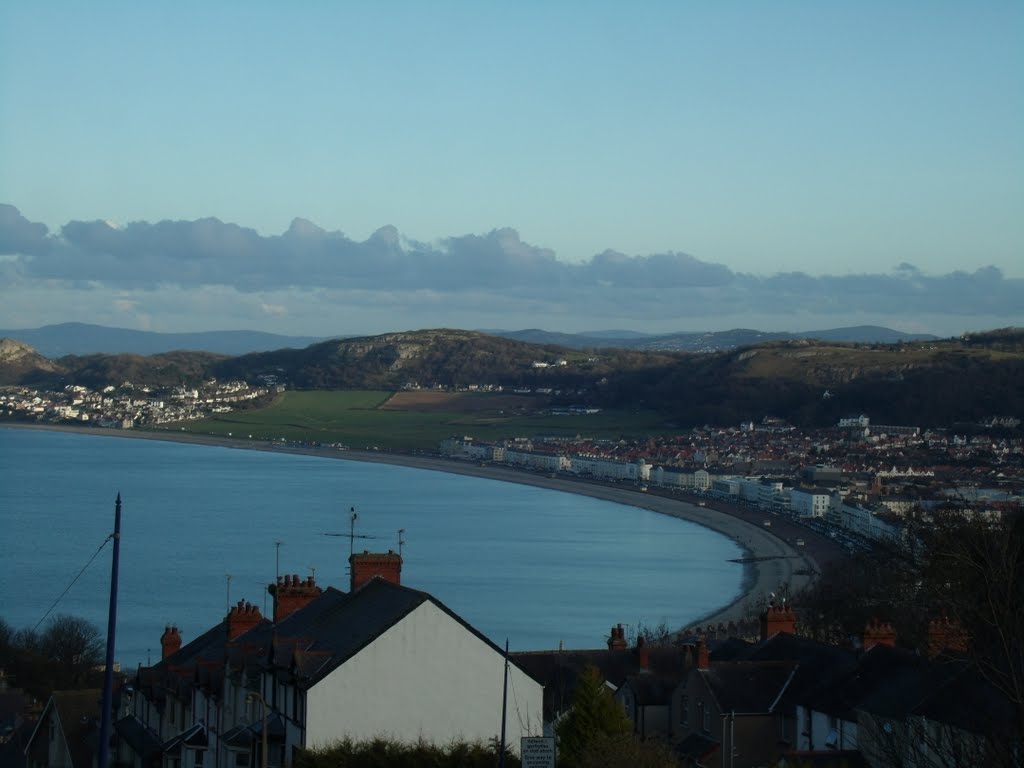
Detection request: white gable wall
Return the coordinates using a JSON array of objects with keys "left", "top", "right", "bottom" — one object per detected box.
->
[{"left": 305, "top": 600, "right": 543, "bottom": 752}]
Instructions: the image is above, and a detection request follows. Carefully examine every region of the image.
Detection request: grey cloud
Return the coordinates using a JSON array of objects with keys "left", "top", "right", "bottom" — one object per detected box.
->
[
  {"left": 1, "top": 204, "right": 1020, "bottom": 324},
  {"left": 0, "top": 204, "right": 50, "bottom": 255},
  {"left": 590, "top": 249, "right": 735, "bottom": 289}
]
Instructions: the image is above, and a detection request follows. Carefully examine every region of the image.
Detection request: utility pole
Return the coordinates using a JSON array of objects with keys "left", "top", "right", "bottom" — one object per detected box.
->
[
  {"left": 498, "top": 638, "right": 509, "bottom": 768},
  {"left": 98, "top": 493, "right": 122, "bottom": 768}
]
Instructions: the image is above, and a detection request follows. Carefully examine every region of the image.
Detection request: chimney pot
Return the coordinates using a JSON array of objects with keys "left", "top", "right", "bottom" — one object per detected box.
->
[
  {"left": 759, "top": 603, "right": 798, "bottom": 641},
  {"left": 349, "top": 551, "right": 402, "bottom": 592},
  {"left": 696, "top": 636, "right": 710, "bottom": 670},
  {"left": 927, "top": 614, "right": 968, "bottom": 656},
  {"left": 607, "top": 624, "right": 627, "bottom": 651},
  {"left": 269, "top": 572, "right": 323, "bottom": 623},
  {"left": 863, "top": 618, "right": 898, "bottom": 650},
  {"left": 160, "top": 624, "right": 182, "bottom": 660},
  {"left": 636, "top": 635, "right": 649, "bottom": 669}
]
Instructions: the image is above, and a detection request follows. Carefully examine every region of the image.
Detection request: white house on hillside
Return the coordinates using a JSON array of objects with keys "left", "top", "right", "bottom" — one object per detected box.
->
[{"left": 119, "top": 554, "right": 544, "bottom": 768}]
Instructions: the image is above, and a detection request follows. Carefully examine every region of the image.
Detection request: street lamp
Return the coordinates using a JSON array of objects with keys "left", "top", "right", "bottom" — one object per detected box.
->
[{"left": 246, "top": 692, "right": 268, "bottom": 768}]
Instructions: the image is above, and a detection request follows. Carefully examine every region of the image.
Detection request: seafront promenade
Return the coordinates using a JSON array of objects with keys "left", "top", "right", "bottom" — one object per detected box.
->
[{"left": 8, "top": 423, "right": 821, "bottom": 630}]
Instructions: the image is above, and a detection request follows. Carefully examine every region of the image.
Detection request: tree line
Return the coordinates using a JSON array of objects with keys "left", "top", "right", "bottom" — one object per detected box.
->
[{"left": 0, "top": 614, "right": 104, "bottom": 700}]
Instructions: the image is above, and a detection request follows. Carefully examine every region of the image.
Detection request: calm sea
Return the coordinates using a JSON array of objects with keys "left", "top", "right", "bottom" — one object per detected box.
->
[{"left": 0, "top": 428, "right": 742, "bottom": 666}]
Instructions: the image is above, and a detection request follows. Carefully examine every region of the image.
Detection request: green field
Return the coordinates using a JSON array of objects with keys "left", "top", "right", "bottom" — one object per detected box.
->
[{"left": 154, "top": 390, "right": 671, "bottom": 450}]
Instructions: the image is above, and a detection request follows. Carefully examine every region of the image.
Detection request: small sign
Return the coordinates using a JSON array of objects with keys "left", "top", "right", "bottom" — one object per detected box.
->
[{"left": 520, "top": 736, "right": 555, "bottom": 768}]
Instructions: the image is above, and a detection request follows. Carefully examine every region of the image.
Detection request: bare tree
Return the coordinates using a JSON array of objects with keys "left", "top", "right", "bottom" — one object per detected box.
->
[
  {"left": 39, "top": 614, "right": 104, "bottom": 689},
  {"left": 859, "top": 711, "right": 1012, "bottom": 768},
  {"left": 919, "top": 511, "right": 1024, "bottom": 761}
]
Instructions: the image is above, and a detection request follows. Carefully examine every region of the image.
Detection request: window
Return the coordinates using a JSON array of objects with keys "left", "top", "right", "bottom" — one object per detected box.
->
[
  {"left": 701, "top": 701, "right": 711, "bottom": 734},
  {"left": 681, "top": 694, "right": 689, "bottom": 727},
  {"left": 233, "top": 750, "right": 249, "bottom": 768}
]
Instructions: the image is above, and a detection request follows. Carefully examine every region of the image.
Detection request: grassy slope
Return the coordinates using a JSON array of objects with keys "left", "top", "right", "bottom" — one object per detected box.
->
[{"left": 158, "top": 390, "right": 671, "bottom": 450}]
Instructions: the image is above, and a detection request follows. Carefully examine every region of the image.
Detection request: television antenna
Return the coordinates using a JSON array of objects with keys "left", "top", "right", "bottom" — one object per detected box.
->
[
  {"left": 398, "top": 528, "right": 406, "bottom": 558},
  {"left": 322, "top": 506, "right": 378, "bottom": 557}
]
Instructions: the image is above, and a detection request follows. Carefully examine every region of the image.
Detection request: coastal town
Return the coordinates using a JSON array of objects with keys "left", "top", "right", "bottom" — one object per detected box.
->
[
  {"left": 3, "top": 378, "right": 1023, "bottom": 767},
  {"left": 441, "top": 413, "right": 1023, "bottom": 547},
  {"left": 0, "top": 379, "right": 274, "bottom": 429},
  {"left": 4, "top": 376, "right": 1021, "bottom": 551}
]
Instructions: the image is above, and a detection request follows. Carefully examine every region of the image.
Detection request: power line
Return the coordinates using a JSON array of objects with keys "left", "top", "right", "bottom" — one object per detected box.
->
[{"left": 34, "top": 534, "right": 112, "bottom": 632}]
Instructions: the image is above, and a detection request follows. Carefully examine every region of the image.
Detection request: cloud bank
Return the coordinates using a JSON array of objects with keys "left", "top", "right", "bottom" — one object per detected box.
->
[{"left": 1, "top": 204, "right": 1020, "bottom": 335}]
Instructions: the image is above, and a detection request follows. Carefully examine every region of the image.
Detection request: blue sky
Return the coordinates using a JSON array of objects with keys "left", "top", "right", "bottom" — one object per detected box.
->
[{"left": 1, "top": 2, "right": 1021, "bottom": 337}]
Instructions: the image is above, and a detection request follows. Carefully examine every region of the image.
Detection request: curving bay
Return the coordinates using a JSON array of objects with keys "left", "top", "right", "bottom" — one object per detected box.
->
[{"left": 0, "top": 426, "right": 809, "bottom": 666}]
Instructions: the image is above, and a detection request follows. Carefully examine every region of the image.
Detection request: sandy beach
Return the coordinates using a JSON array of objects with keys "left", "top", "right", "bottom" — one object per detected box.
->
[{"left": 6, "top": 423, "right": 819, "bottom": 628}]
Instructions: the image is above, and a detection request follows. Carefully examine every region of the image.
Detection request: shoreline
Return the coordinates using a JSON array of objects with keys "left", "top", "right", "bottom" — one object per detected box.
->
[{"left": 3, "top": 422, "right": 817, "bottom": 629}]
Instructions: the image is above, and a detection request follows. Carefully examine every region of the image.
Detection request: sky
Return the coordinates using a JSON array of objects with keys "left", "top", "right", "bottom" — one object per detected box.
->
[{"left": 1, "top": 2, "right": 1021, "bottom": 338}]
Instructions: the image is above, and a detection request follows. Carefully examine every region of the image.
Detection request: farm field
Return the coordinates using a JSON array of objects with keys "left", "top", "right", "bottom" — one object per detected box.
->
[{"left": 156, "top": 390, "right": 672, "bottom": 450}]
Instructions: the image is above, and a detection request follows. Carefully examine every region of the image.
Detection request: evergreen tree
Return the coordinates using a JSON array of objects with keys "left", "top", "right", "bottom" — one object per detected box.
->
[{"left": 555, "top": 665, "right": 633, "bottom": 768}]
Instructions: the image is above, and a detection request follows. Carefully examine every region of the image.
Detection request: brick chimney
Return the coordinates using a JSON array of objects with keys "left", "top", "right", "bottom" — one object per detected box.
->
[
  {"left": 760, "top": 603, "right": 797, "bottom": 641},
  {"left": 268, "top": 574, "right": 322, "bottom": 623},
  {"left": 160, "top": 625, "right": 182, "bottom": 660},
  {"left": 927, "top": 614, "right": 968, "bottom": 656},
  {"left": 607, "top": 624, "right": 627, "bottom": 651},
  {"left": 226, "top": 600, "right": 263, "bottom": 640},
  {"left": 863, "top": 618, "right": 897, "bottom": 650},
  {"left": 349, "top": 550, "right": 402, "bottom": 592},
  {"left": 695, "top": 636, "right": 710, "bottom": 670},
  {"left": 636, "top": 635, "right": 649, "bottom": 669}
]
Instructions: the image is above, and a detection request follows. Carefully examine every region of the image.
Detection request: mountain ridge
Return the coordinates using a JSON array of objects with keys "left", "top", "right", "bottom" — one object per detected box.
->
[
  {"left": 2, "top": 327, "right": 1021, "bottom": 430},
  {"left": 0, "top": 322, "right": 938, "bottom": 358}
]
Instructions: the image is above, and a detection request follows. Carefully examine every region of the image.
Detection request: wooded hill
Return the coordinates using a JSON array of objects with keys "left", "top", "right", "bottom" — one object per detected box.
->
[{"left": 2, "top": 328, "right": 1022, "bottom": 429}]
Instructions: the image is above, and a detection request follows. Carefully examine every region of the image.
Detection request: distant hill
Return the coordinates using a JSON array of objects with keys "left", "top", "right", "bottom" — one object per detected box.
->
[
  {"left": 491, "top": 325, "right": 940, "bottom": 351},
  {"left": 0, "top": 338, "right": 60, "bottom": 384},
  {"left": 3, "top": 327, "right": 1021, "bottom": 430},
  {"left": 0, "top": 322, "right": 330, "bottom": 357},
  {"left": 1, "top": 321, "right": 938, "bottom": 358}
]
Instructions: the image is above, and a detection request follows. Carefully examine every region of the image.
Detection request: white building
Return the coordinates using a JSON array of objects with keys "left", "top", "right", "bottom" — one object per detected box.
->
[
  {"left": 839, "top": 415, "right": 870, "bottom": 428},
  {"left": 652, "top": 466, "right": 696, "bottom": 489},
  {"left": 839, "top": 502, "right": 904, "bottom": 543},
  {"left": 119, "top": 555, "right": 544, "bottom": 767},
  {"left": 568, "top": 456, "right": 646, "bottom": 483},
  {"left": 790, "top": 487, "right": 833, "bottom": 518}
]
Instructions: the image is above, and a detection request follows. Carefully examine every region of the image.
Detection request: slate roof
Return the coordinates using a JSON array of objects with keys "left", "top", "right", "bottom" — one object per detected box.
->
[
  {"left": 27, "top": 690, "right": 101, "bottom": 768},
  {"left": 511, "top": 645, "right": 688, "bottom": 721},
  {"left": 912, "top": 658, "right": 1014, "bottom": 732},
  {"left": 724, "top": 633, "right": 1012, "bottom": 737},
  {"left": 261, "top": 582, "right": 430, "bottom": 686},
  {"left": 160, "top": 722, "right": 208, "bottom": 755},
  {"left": 699, "top": 661, "right": 797, "bottom": 714},
  {"left": 140, "top": 577, "right": 535, "bottom": 698},
  {"left": 137, "top": 617, "right": 254, "bottom": 707},
  {"left": 113, "top": 715, "right": 162, "bottom": 761},
  {"left": 621, "top": 673, "right": 678, "bottom": 707},
  {"left": 848, "top": 644, "right": 1012, "bottom": 733},
  {"left": 736, "top": 632, "right": 859, "bottom": 719},
  {"left": 843, "top": 645, "right": 936, "bottom": 720}
]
